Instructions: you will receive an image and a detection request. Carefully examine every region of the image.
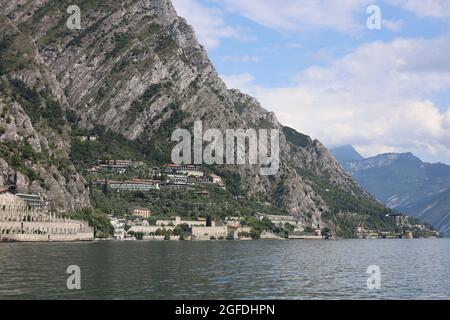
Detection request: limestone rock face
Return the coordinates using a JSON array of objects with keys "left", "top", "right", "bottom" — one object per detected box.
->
[
  {"left": 0, "top": 0, "right": 385, "bottom": 228},
  {"left": 0, "top": 98, "right": 90, "bottom": 212}
]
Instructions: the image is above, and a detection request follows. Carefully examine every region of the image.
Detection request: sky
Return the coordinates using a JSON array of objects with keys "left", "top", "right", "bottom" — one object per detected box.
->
[{"left": 171, "top": 0, "right": 450, "bottom": 164}]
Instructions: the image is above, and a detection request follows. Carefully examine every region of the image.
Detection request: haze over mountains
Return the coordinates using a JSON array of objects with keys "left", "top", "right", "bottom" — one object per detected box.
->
[{"left": 332, "top": 145, "right": 450, "bottom": 237}]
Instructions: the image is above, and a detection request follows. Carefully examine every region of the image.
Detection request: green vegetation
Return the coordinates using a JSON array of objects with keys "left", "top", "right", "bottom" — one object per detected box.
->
[
  {"left": 0, "top": 139, "right": 43, "bottom": 185},
  {"left": 139, "top": 103, "right": 191, "bottom": 164},
  {"left": 154, "top": 30, "right": 178, "bottom": 61},
  {"left": 90, "top": 183, "right": 286, "bottom": 220},
  {"left": 0, "top": 24, "right": 35, "bottom": 75},
  {"left": 106, "top": 33, "right": 133, "bottom": 60},
  {"left": 298, "top": 167, "right": 395, "bottom": 238},
  {"left": 1, "top": 79, "right": 66, "bottom": 133},
  {"left": 126, "top": 84, "right": 163, "bottom": 123},
  {"left": 283, "top": 126, "right": 313, "bottom": 148},
  {"left": 67, "top": 208, "right": 114, "bottom": 238},
  {"left": 70, "top": 126, "right": 145, "bottom": 169}
]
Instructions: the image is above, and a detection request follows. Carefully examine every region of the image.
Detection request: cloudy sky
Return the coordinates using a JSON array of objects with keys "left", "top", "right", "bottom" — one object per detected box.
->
[{"left": 172, "top": 0, "right": 450, "bottom": 164}]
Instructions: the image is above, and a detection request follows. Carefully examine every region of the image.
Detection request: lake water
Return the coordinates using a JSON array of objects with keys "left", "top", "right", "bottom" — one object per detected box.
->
[{"left": 0, "top": 239, "right": 449, "bottom": 300}]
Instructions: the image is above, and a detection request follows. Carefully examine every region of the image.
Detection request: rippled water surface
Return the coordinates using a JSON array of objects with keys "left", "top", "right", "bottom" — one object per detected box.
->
[{"left": 0, "top": 239, "right": 449, "bottom": 299}]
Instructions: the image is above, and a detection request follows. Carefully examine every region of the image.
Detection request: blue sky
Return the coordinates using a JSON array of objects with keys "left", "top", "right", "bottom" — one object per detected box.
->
[{"left": 172, "top": 0, "right": 450, "bottom": 164}]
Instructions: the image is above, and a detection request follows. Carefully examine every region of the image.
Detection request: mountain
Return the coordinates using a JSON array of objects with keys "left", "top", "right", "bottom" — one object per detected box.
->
[
  {"left": 333, "top": 148, "right": 450, "bottom": 236},
  {"left": 409, "top": 189, "right": 450, "bottom": 237},
  {"left": 0, "top": 0, "right": 401, "bottom": 237},
  {"left": 331, "top": 145, "right": 365, "bottom": 163}
]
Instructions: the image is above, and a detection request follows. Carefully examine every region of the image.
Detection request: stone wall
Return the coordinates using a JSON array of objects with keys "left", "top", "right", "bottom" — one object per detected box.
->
[
  {"left": 1, "top": 233, "right": 94, "bottom": 242},
  {"left": 191, "top": 226, "right": 228, "bottom": 240},
  {"left": 0, "top": 192, "right": 94, "bottom": 242}
]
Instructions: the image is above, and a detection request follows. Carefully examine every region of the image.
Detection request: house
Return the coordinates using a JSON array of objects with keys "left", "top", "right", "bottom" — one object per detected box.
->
[
  {"left": 16, "top": 192, "right": 44, "bottom": 210},
  {"left": 404, "top": 231, "right": 414, "bottom": 239},
  {"left": 103, "top": 179, "right": 160, "bottom": 191},
  {"left": 96, "top": 160, "right": 143, "bottom": 174},
  {"left": 209, "top": 174, "right": 224, "bottom": 186},
  {"left": 164, "top": 164, "right": 204, "bottom": 177},
  {"left": 187, "top": 175, "right": 210, "bottom": 184},
  {"left": 386, "top": 213, "right": 410, "bottom": 227},
  {"left": 253, "top": 212, "right": 299, "bottom": 227},
  {"left": 80, "top": 135, "right": 97, "bottom": 142},
  {"left": 155, "top": 216, "right": 206, "bottom": 227},
  {"left": 131, "top": 208, "right": 151, "bottom": 219}
]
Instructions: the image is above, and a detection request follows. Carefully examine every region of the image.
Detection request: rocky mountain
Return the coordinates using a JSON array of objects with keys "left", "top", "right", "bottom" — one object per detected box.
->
[
  {"left": 331, "top": 145, "right": 364, "bottom": 163},
  {"left": 332, "top": 147, "right": 450, "bottom": 236},
  {"left": 0, "top": 0, "right": 398, "bottom": 236},
  {"left": 408, "top": 189, "right": 450, "bottom": 237}
]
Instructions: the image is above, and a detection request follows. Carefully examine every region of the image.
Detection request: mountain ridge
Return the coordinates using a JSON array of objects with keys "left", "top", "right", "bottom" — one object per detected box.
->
[{"left": 332, "top": 145, "right": 450, "bottom": 236}]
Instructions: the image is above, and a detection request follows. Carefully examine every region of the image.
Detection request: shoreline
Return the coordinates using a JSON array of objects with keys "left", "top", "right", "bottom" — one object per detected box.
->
[{"left": 3, "top": 238, "right": 444, "bottom": 244}]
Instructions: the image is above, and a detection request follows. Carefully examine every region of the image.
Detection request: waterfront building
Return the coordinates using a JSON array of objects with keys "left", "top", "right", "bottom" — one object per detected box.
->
[
  {"left": 386, "top": 213, "right": 410, "bottom": 227},
  {"left": 191, "top": 226, "right": 228, "bottom": 240},
  {"left": 128, "top": 225, "right": 175, "bottom": 235},
  {"left": 228, "top": 226, "right": 252, "bottom": 240},
  {"left": 156, "top": 216, "right": 206, "bottom": 227},
  {"left": 223, "top": 217, "right": 243, "bottom": 228},
  {"left": 15, "top": 192, "right": 44, "bottom": 210},
  {"left": 404, "top": 231, "right": 414, "bottom": 239},
  {"left": 0, "top": 189, "right": 94, "bottom": 242},
  {"left": 131, "top": 208, "right": 151, "bottom": 219},
  {"left": 260, "top": 230, "right": 283, "bottom": 240}
]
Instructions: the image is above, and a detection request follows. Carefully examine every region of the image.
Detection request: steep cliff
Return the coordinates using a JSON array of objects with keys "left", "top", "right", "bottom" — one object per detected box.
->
[{"left": 0, "top": 0, "right": 393, "bottom": 234}]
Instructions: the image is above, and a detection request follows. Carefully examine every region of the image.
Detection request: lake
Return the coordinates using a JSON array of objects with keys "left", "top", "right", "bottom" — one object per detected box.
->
[{"left": 0, "top": 239, "right": 449, "bottom": 299}]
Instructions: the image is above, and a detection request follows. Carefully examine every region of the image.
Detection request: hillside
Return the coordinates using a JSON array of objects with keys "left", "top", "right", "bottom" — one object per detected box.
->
[
  {"left": 0, "top": 0, "right": 403, "bottom": 237},
  {"left": 332, "top": 148, "right": 450, "bottom": 237}
]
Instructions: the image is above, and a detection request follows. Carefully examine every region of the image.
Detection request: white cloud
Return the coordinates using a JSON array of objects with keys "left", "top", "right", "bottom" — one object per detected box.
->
[
  {"left": 221, "top": 73, "right": 256, "bottom": 91},
  {"left": 382, "top": 19, "right": 403, "bottom": 32},
  {"left": 222, "top": 35, "right": 450, "bottom": 163},
  {"left": 172, "top": 0, "right": 247, "bottom": 48},
  {"left": 219, "top": 0, "right": 373, "bottom": 33},
  {"left": 221, "top": 55, "right": 261, "bottom": 63}
]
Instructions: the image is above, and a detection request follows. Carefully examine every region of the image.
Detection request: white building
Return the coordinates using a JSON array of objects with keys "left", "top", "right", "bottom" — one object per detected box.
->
[
  {"left": 156, "top": 216, "right": 206, "bottom": 227},
  {"left": 191, "top": 226, "right": 228, "bottom": 240},
  {"left": 254, "top": 213, "right": 299, "bottom": 227}
]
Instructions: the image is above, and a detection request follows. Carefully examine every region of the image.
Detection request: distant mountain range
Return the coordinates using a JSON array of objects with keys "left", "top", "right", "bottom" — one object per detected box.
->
[{"left": 331, "top": 145, "right": 450, "bottom": 237}]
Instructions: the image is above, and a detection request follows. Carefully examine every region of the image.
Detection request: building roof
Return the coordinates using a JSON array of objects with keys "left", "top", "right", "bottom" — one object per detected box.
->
[{"left": 0, "top": 187, "right": 14, "bottom": 194}]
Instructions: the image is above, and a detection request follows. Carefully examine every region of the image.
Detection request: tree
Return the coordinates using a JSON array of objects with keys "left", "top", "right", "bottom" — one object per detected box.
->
[{"left": 322, "top": 227, "right": 332, "bottom": 239}]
